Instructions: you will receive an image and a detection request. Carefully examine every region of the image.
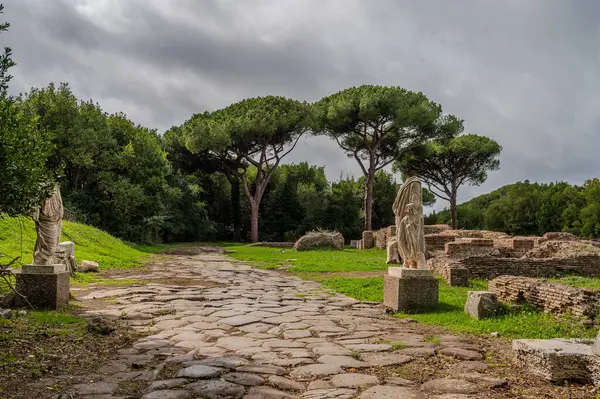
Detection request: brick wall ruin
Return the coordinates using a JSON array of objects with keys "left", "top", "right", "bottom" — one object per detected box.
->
[{"left": 489, "top": 276, "right": 600, "bottom": 318}]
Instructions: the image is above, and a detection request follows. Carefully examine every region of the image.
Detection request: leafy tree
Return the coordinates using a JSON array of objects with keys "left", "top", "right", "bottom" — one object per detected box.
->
[
  {"left": 0, "top": 3, "right": 54, "bottom": 216},
  {"left": 396, "top": 133, "right": 501, "bottom": 229},
  {"left": 184, "top": 96, "right": 308, "bottom": 242},
  {"left": 325, "top": 175, "right": 363, "bottom": 239},
  {"left": 311, "top": 85, "right": 451, "bottom": 232}
]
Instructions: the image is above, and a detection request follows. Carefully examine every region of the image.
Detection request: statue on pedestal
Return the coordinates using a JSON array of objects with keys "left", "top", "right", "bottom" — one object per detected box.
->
[
  {"left": 387, "top": 176, "right": 427, "bottom": 269},
  {"left": 33, "top": 185, "right": 63, "bottom": 265}
]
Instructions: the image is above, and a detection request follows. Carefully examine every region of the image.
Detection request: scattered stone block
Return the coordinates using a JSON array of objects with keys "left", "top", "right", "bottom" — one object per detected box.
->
[
  {"left": 294, "top": 231, "right": 345, "bottom": 251},
  {"left": 384, "top": 268, "right": 438, "bottom": 312},
  {"left": 78, "top": 260, "right": 100, "bottom": 272},
  {"left": 464, "top": 291, "right": 499, "bottom": 320},
  {"left": 513, "top": 338, "right": 600, "bottom": 384}
]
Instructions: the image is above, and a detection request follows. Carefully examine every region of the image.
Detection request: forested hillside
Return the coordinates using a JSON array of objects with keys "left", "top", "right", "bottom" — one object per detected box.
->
[{"left": 429, "top": 180, "right": 600, "bottom": 237}]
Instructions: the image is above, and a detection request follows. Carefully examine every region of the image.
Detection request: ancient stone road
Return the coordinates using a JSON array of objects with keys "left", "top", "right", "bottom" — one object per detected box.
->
[{"left": 50, "top": 249, "right": 511, "bottom": 398}]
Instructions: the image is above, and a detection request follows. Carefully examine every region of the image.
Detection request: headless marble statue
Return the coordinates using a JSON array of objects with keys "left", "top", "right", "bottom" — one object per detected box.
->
[
  {"left": 33, "top": 185, "right": 63, "bottom": 265},
  {"left": 387, "top": 177, "right": 427, "bottom": 268}
]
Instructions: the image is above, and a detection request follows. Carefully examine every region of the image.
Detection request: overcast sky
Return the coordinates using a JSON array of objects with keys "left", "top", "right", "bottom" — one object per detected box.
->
[{"left": 3, "top": 0, "right": 600, "bottom": 211}]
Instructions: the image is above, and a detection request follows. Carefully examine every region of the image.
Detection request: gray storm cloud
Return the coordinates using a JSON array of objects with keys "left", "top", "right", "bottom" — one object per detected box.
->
[{"left": 3, "top": 0, "right": 600, "bottom": 211}]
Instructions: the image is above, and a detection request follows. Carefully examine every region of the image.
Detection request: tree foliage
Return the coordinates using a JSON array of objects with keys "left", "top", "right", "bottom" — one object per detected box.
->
[
  {"left": 0, "top": 4, "right": 54, "bottom": 217},
  {"left": 311, "top": 85, "right": 455, "bottom": 231},
  {"left": 396, "top": 133, "right": 501, "bottom": 228}
]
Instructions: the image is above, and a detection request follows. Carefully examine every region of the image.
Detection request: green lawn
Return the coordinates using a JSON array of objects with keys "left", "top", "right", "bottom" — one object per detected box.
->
[
  {"left": 0, "top": 217, "right": 170, "bottom": 294},
  {"left": 224, "top": 244, "right": 387, "bottom": 272},
  {"left": 224, "top": 243, "right": 596, "bottom": 339},
  {"left": 548, "top": 274, "right": 600, "bottom": 290}
]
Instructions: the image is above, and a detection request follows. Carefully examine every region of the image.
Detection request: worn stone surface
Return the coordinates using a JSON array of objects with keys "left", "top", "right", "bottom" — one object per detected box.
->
[
  {"left": 438, "top": 348, "right": 484, "bottom": 361},
  {"left": 141, "top": 389, "right": 191, "bottom": 399},
  {"left": 358, "top": 385, "right": 425, "bottom": 398},
  {"left": 330, "top": 373, "right": 379, "bottom": 388},
  {"left": 464, "top": 291, "right": 499, "bottom": 320},
  {"left": 420, "top": 379, "right": 480, "bottom": 395},
  {"left": 31, "top": 247, "right": 515, "bottom": 399}
]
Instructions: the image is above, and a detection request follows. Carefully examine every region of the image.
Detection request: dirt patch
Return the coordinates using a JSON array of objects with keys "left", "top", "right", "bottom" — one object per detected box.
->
[{"left": 0, "top": 313, "right": 147, "bottom": 399}]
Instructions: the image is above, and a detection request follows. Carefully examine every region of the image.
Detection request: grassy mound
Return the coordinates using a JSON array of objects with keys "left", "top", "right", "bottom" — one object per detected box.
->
[{"left": 0, "top": 217, "right": 166, "bottom": 270}]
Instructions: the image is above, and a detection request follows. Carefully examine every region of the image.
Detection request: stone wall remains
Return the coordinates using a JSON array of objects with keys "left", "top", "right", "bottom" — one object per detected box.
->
[
  {"left": 461, "top": 255, "right": 600, "bottom": 279},
  {"left": 425, "top": 234, "right": 455, "bottom": 251},
  {"left": 424, "top": 224, "right": 452, "bottom": 235},
  {"left": 489, "top": 276, "right": 600, "bottom": 318}
]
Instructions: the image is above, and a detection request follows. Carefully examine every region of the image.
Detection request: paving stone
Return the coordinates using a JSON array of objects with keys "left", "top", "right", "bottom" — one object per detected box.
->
[
  {"left": 176, "top": 365, "right": 223, "bottom": 378},
  {"left": 358, "top": 385, "right": 425, "bottom": 398},
  {"left": 398, "top": 347, "right": 436, "bottom": 358},
  {"left": 73, "top": 382, "right": 118, "bottom": 395},
  {"left": 307, "top": 380, "right": 332, "bottom": 390},
  {"left": 145, "top": 378, "right": 189, "bottom": 392},
  {"left": 344, "top": 344, "right": 392, "bottom": 352},
  {"left": 268, "top": 375, "right": 306, "bottom": 390},
  {"left": 330, "top": 373, "right": 379, "bottom": 388},
  {"left": 420, "top": 379, "right": 481, "bottom": 395},
  {"left": 360, "top": 352, "right": 414, "bottom": 366},
  {"left": 263, "top": 339, "right": 307, "bottom": 348},
  {"left": 290, "top": 350, "right": 315, "bottom": 358},
  {"left": 273, "top": 358, "right": 315, "bottom": 367},
  {"left": 385, "top": 377, "right": 416, "bottom": 386},
  {"left": 187, "top": 379, "right": 245, "bottom": 399},
  {"left": 221, "top": 314, "right": 263, "bottom": 326},
  {"left": 264, "top": 315, "right": 302, "bottom": 324},
  {"left": 153, "top": 319, "right": 189, "bottom": 330},
  {"left": 197, "top": 356, "right": 251, "bottom": 369},
  {"left": 284, "top": 330, "right": 312, "bottom": 339},
  {"left": 170, "top": 331, "right": 207, "bottom": 342},
  {"left": 302, "top": 388, "right": 356, "bottom": 399},
  {"left": 237, "top": 364, "right": 288, "bottom": 375},
  {"left": 457, "top": 372, "right": 507, "bottom": 388},
  {"left": 317, "top": 355, "right": 366, "bottom": 368},
  {"left": 244, "top": 386, "right": 300, "bottom": 398},
  {"left": 311, "top": 344, "right": 352, "bottom": 356},
  {"left": 290, "top": 364, "right": 344, "bottom": 378},
  {"left": 223, "top": 372, "right": 266, "bottom": 386},
  {"left": 217, "top": 336, "right": 259, "bottom": 350},
  {"left": 438, "top": 348, "right": 484, "bottom": 361},
  {"left": 211, "top": 310, "right": 247, "bottom": 318},
  {"left": 141, "top": 390, "right": 191, "bottom": 399},
  {"left": 134, "top": 339, "right": 171, "bottom": 350},
  {"left": 449, "top": 361, "right": 488, "bottom": 373}
]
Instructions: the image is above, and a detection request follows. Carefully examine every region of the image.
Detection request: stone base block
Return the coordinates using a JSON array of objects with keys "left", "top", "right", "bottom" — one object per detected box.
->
[
  {"left": 15, "top": 270, "right": 70, "bottom": 309},
  {"left": 384, "top": 268, "right": 438, "bottom": 312},
  {"left": 513, "top": 338, "right": 600, "bottom": 385}
]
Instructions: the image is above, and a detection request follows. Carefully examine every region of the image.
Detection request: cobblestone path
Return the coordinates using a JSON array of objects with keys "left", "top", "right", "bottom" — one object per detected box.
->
[{"left": 47, "top": 249, "right": 515, "bottom": 398}]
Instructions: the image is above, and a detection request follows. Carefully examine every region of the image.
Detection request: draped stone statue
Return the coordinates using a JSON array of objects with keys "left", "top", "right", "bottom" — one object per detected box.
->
[
  {"left": 387, "top": 177, "right": 427, "bottom": 269},
  {"left": 33, "top": 185, "right": 63, "bottom": 265}
]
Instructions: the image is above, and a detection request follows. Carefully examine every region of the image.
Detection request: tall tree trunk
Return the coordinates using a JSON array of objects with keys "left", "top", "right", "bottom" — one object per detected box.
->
[
  {"left": 230, "top": 178, "right": 241, "bottom": 241},
  {"left": 250, "top": 201, "right": 260, "bottom": 242},
  {"left": 364, "top": 166, "right": 375, "bottom": 231},
  {"left": 450, "top": 183, "right": 458, "bottom": 229}
]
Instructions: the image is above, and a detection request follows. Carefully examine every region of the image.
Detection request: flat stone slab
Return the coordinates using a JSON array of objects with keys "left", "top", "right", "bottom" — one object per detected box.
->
[
  {"left": 290, "top": 364, "right": 344, "bottom": 378},
  {"left": 145, "top": 378, "right": 189, "bottom": 392},
  {"left": 237, "top": 364, "right": 288, "bottom": 375},
  {"left": 268, "top": 375, "right": 306, "bottom": 391},
  {"left": 317, "top": 355, "right": 366, "bottom": 368},
  {"left": 420, "top": 378, "right": 481, "bottom": 395},
  {"left": 358, "top": 385, "right": 425, "bottom": 398},
  {"left": 223, "top": 372, "right": 265, "bottom": 386},
  {"left": 330, "top": 373, "right": 379, "bottom": 388},
  {"left": 142, "top": 390, "right": 191, "bottom": 399},
  {"left": 438, "top": 348, "right": 483, "bottom": 361},
  {"left": 187, "top": 379, "right": 245, "bottom": 399},
  {"left": 73, "top": 382, "right": 118, "bottom": 395},
  {"left": 197, "top": 356, "right": 251, "bottom": 369},
  {"left": 360, "top": 352, "right": 414, "bottom": 366},
  {"left": 344, "top": 344, "right": 392, "bottom": 352},
  {"left": 284, "top": 330, "right": 313, "bottom": 339},
  {"left": 513, "top": 338, "right": 599, "bottom": 383},
  {"left": 302, "top": 388, "right": 355, "bottom": 398},
  {"left": 244, "top": 386, "right": 299, "bottom": 398},
  {"left": 177, "top": 365, "right": 223, "bottom": 378},
  {"left": 220, "top": 314, "right": 262, "bottom": 326},
  {"left": 217, "top": 336, "right": 259, "bottom": 350}
]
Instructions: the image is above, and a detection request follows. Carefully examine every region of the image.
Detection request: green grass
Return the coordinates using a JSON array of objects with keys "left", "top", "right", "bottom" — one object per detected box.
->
[
  {"left": 0, "top": 217, "right": 168, "bottom": 270},
  {"left": 320, "top": 275, "right": 595, "bottom": 339},
  {"left": 548, "top": 274, "right": 600, "bottom": 290},
  {"left": 224, "top": 244, "right": 386, "bottom": 272}
]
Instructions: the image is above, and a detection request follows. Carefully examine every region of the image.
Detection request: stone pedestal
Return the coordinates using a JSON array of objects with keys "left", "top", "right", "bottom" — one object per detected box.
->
[
  {"left": 384, "top": 267, "right": 438, "bottom": 312},
  {"left": 362, "top": 231, "right": 374, "bottom": 249},
  {"left": 15, "top": 264, "right": 70, "bottom": 309}
]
